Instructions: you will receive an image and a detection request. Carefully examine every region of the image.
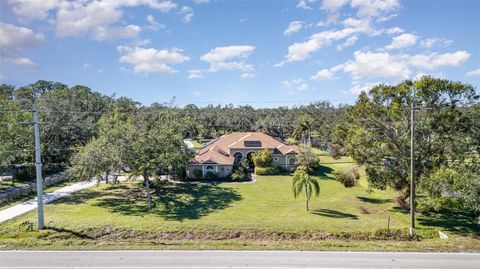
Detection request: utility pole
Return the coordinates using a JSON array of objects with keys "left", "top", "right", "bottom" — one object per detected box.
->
[
  {"left": 410, "top": 88, "right": 415, "bottom": 238},
  {"left": 33, "top": 108, "right": 44, "bottom": 229}
]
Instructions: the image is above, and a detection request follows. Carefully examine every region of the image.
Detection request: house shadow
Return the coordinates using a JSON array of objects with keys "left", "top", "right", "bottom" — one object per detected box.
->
[
  {"left": 357, "top": 196, "right": 393, "bottom": 204},
  {"left": 311, "top": 208, "right": 359, "bottom": 220},
  {"left": 94, "top": 182, "right": 242, "bottom": 221},
  {"left": 156, "top": 183, "right": 242, "bottom": 221},
  {"left": 312, "top": 165, "right": 334, "bottom": 179},
  {"left": 417, "top": 209, "right": 479, "bottom": 237}
]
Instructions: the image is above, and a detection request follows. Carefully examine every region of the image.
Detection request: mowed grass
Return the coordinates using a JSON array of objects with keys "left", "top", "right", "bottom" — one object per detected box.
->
[
  {"left": 190, "top": 139, "right": 203, "bottom": 149},
  {"left": 0, "top": 156, "right": 479, "bottom": 251}
]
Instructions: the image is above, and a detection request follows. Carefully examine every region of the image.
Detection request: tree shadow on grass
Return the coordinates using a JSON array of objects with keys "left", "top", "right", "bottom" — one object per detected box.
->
[
  {"left": 311, "top": 166, "right": 334, "bottom": 179},
  {"left": 311, "top": 209, "right": 359, "bottom": 220},
  {"left": 46, "top": 226, "right": 94, "bottom": 240},
  {"left": 417, "top": 209, "right": 479, "bottom": 237},
  {"left": 94, "top": 184, "right": 151, "bottom": 217},
  {"left": 94, "top": 183, "right": 242, "bottom": 221},
  {"left": 357, "top": 196, "right": 393, "bottom": 204},
  {"left": 157, "top": 183, "right": 242, "bottom": 221},
  {"left": 50, "top": 189, "right": 104, "bottom": 205}
]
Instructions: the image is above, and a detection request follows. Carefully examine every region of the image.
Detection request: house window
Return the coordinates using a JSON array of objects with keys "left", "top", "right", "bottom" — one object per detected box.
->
[
  {"left": 205, "top": 165, "right": 215, "bottom": 173},
  {"left": 274, "top": 157, "right": 279, "bottom": 161},
  {"left": 289, "top": 157, "right": 296, "bottom": 165}
]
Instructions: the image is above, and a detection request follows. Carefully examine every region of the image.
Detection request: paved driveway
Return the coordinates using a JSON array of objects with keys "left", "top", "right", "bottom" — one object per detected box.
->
[{"left": 0, "top": 176, "right": 127, "bottom": 223}]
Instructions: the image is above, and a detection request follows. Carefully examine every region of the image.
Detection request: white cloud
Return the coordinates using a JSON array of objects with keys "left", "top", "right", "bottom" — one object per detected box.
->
[
  {"left": 7, "top": 0, "right": 60, "bottom": 21},
  {"left": 90, "top": 25, "right": 141, "bottom": 41},
  {"left": 193, "top": 91, "right": 201, "bottom": 96},
  {"left": 466, "top": 69, "right": 480, "bottom": 77},
  {"left": 276, "top": 21, "right": 372, "bottom": 66},
  {"left": 344, "top": 81, "right": 380, "bottom": 95},
  {"left": 83, "top": 63, "right": 92, "bottom": 70},
  {"left": 321, "top": 0, "right": 350, "bottom": 12},
  {"left": 193, "top": 0, "right": 210, "bottom": 3},
  {"left": 297, "top": 0, "right": 312, "bottom": 10},
  {"left": 131, "top": 38, "right": 152, "bottom": 47},
  {"left": 323, "top": 50, "right": 471, "bottom": 80},
  {"left": 343, "top": 51, "right": 411, "bottom": 79},
  {"left": 337, "top": 36, "right": 358, "bottom": 51},
  {"left": 386, "top": 27, "right": 404, "bottom": 34},
  {"left": 311, "top": 69, "right": 336, "bottom": 80},
  {"left": 0, "top": 22, "right": 44, "bottom": 68},
  {"left": 351, "top": 0, "right": 401, "bottom": 19},
  {"left": 241, "top": 73, "right": 256, "bottom": 78},
  {"left": 407, "top": 51, "right": 470, "bottom": 69},
  {"left": 179, "top": 6, "right": 194, "bottom": 22},
  {"left": 188, "top": 69, "right": 204, "bottom": 79},
  {"left": 321, "top": 0, "right": 400, "bottom": 21},
  {"left": 118, "top": 46, "right": 190, "bottom": 74},
  {"left": 284, "top": 21, "right": 304, "bottom": 36},
  {"left": 147, "top": 15, "right": 165, "bottom": 31},
  {"left": 282, "top": 79, "right": 310, "bottom": 91},
  {"left": 420, "top": 38, "right": 437, "bottom": 48},
  {"left": 385, "top": 33, "right": 417, "bottom": 50},
  {"left": 201, "top": 45, "right": 255, "bottom": 73},
  {"left": 8, "top": 0, "right": 177, "bottom": 41}
]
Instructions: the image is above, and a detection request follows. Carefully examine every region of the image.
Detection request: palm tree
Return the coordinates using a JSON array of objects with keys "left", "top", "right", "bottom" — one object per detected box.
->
[
  {"left": 293, "top": 115, "right": 313, "bottom": 146},
  {"left": 292, "top": 166, "right": 320, "bottom": 211}
]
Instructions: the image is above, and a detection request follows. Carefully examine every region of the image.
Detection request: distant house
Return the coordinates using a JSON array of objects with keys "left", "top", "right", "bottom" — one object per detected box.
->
[{"left": 188, "top": 132, "right": 300, "bottom": 178}]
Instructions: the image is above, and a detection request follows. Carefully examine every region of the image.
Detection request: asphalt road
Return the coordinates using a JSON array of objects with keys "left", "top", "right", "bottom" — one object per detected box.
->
[{"left": 1, "top": 251, "right": 479, "bottom": 269}]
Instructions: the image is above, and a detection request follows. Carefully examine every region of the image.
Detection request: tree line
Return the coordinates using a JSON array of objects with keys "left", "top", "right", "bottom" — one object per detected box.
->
[{"left": 0, "top": 80, "right": 345, "bottom": 178}]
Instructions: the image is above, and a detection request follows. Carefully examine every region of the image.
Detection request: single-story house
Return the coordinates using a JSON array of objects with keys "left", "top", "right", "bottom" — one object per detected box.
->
[{"left": 188, "top": 132, "right": 300, "bottom": 178}]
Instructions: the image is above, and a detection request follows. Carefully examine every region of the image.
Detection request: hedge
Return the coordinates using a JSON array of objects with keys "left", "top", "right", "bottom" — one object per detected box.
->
[{"left": 255, "top": 166, "right": 282, "bottom": 175}]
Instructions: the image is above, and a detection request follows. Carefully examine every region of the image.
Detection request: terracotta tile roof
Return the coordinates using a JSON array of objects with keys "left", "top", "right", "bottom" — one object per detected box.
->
[{"left": 192, "top": 132, "right": 300, "bottom": 165}]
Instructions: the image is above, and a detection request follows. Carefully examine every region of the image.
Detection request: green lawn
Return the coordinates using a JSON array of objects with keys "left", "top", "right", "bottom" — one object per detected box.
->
[
  {"left": 190, "top": 139, "right": 203, "bottom": 149},
  {"left": 0, "top": 157, "right": 479, "bottom": 251}
]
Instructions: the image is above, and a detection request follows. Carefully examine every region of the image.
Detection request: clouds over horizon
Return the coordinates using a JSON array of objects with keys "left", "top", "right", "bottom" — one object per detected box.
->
[
  {"left": 117, "top": 45, "right": 190, "bottom": 74},
  {"left": 312, "top": 50, "right": 470, "bottom": 81},
  {"left": 199, "top": 45, "right": 256, "bottom": 77},
  {"left": 0, "top": 22, "right": 44, "bottom": 68}
]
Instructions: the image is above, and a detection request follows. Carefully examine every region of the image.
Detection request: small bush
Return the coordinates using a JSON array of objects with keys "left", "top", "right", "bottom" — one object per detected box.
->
[
  {"left": 252, "top": 149, "right": 273, "bottom": 167},
  {"left": 192, "top": 169, "right": 203, "bottom": 180},
  {"left": 255, "top": 166, "right": 282, "bottom": 175},
  {"left": 395, "top": 195, "right": 409, "bottom": 209},
  {"left": 334, "top": 170, "right": 356, "bottom": 188},
  {"left": 231, "top": 169, "right": 245, "bottom": 180},
  {"left": 328, "top": 143, "right": 344, "bottom": 159},
  {"left": 334, "top": 166, "right": 361, "bottom": 188},
  {"left": 351, "top": 165, "right": 360, "bottom": 180},
  {"left": 205, "top": 171, "right": 218, "bottom": 180}
]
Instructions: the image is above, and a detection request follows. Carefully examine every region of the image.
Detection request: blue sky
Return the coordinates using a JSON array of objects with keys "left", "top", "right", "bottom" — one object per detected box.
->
[{"left": 1, "top": 0, "right": 479, "bottom": 107}]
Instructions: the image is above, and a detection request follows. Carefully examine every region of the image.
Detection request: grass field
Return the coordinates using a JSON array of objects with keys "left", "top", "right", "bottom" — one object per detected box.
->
[
  {"left": 0, "top": 156, "right": 479, "bottom": 251},
  {"left": 190, "top": 139, "right": 203, "bottom": 149}
]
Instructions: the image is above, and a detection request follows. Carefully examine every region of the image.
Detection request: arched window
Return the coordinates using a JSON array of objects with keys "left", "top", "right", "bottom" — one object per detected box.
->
[
  {"left": 233, "top": 152, "right": 243, "bottom": 165},
  {"left": 205, "top": 165, "right": 215, "bottom": 172}
]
